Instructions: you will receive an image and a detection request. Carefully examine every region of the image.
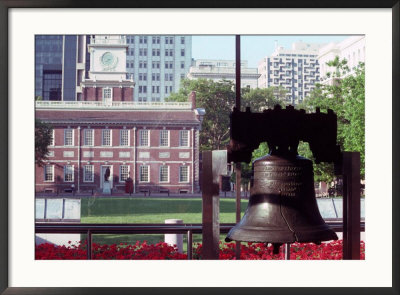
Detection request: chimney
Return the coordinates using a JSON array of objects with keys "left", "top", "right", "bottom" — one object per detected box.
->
[{"left": 189, "top": 91, "right": 196, "bottom": 109}]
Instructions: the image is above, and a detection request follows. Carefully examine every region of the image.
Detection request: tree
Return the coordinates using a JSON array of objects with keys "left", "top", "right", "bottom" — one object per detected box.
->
[
  {"left": 296, "top": 57, "right": 365, "bottom": 181},
  {"left": 241, "top": 87, "right": 286, "bottom": 112},
  {"left": 35, "top": 118, "right": 53, "bottom": 167},
  {"left": 167, "top": 79, "right": 236, "bottom": 150}
]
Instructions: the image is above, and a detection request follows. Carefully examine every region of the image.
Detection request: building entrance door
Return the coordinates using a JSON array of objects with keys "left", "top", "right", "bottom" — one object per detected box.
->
[{"left": 100, "top": 165, "right": 113, "bottom": 189}]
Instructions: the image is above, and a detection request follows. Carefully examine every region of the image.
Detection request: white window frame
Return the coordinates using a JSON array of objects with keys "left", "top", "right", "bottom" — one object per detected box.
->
[
  {"left": 64, "top": 165, "right": 74, "bottom": 182},
  {"left": 120, "top": 129, "right": 130, "bottom": 146},
  {"left": 179, "top": 166, "right": 189, "bottom": 183},
  {"left": 159, "top": 130, "right": 169, "bottom": 147},
  {"left": 139, "top": 129, "right": 149, "bottom": 147},
  {"left": 49, "top": 129, "right": 55, "bottom": 146},
  {"left": 84, "top": 129, "right": 94, "bottom": 146},
  {"left": 102, "top": 87, "right": 113, "bottom": 101},
  {"left": 119, "top": 165, "right": 130, "bottom": 183},
  {"left": 83, "top": 165, "right": 94, "bottom": 182},
  {"left": 102, "top": 129, "right": 112, "bottom": 146},
  {"left": 139, "top": 165, "right": 150, "bottom": 183},
  {"left": 179, "top": 130, "right": 189, "bottom": 147},
  {"left": 159, "top": 165, "right": 169, "bottom": 183},
  {"left": 44, "top": 165, "right": 54, "bottom": 182},
  {"left": 64, "top": 129, "right": 74, "bottom": 146}
]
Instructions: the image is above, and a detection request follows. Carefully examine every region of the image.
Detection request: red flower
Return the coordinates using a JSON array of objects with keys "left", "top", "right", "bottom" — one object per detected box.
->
[{"left": 35, "top": 239, "right": 365, "bottom": 260}]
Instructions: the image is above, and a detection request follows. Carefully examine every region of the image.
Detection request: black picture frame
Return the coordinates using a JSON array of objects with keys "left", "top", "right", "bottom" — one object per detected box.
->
[{"left": 1, "top": 1, "right": 399, "bottom": 295}]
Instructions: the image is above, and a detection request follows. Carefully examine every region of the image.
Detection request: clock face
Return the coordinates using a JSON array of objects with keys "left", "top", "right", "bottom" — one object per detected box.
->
[{"left": 101, "top": 52, "right": 118, "bottom": 69}]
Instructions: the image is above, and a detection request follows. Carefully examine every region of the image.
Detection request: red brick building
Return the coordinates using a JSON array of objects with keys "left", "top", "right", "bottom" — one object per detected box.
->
[
  {"left": 35, "top": 93, "right": 204, "bottom": 194},
  {"left": 35, "top": 35, "right": 205, "bottom": 194}
]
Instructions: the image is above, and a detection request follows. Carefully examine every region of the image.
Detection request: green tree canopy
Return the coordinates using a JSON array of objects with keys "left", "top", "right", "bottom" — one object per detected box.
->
[
  {"left": 296, "top": 57, "right": 365, "bottom": 181},
  {"left": 167, "top": 79, "right": 236, "bottom": 150},
  {"left": 35, "top": 118, "right": 53, "bottom": 167},
  {"left": 241, "top": 87, "right": 286, "bottom": 112},
  {"left": 167, "top": 79, "right": 287, "bottom": 153}
]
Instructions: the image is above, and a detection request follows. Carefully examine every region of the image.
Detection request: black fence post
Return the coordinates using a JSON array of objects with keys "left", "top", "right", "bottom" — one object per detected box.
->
[
  {"left": 342, "top": 152, "right": 361, "bottom": 260},
  {"left": 87, "top": 230, "right": 92, "bottom": 260}
]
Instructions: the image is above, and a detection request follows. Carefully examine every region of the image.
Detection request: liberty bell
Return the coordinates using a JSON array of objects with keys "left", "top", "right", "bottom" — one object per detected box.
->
[{"left": 226, "top": 105, "right": 340, "bottom": 251}]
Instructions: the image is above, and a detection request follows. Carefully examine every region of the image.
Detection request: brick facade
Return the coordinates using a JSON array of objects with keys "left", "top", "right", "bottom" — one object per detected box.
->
[
  {"left": 82, "top": 86, "right": 134, "bottom": 102},
  {"left": 35, "top": 94, "right": 203, "bottom": 194}
]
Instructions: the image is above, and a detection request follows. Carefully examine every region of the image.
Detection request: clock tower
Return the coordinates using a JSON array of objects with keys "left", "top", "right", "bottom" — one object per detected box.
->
[{"left": 81, "top": 35, "right": 135, "bottom": 102}]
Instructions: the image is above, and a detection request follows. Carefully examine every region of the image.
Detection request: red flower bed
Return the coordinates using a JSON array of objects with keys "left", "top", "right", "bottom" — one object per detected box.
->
[
  {"left": 35, "top": 240, "right": 186, "bottom": 260},
  {"left": 35, "top": 240, "right": 365, "bottom": 260},
  {"left": 194, "top": 240, "right": 365, "bottom": 260}
]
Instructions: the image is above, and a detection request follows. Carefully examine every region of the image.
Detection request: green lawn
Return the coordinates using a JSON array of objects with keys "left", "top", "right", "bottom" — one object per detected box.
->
[
  {"left": 81, "top": 197, "right": 247, "bottom": 223},
  {"left": 80, "top": 197, "right": 247, "bottom": 249}
]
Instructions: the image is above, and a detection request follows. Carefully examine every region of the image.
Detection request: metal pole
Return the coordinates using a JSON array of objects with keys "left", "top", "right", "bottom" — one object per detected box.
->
[
  {"left": 87, "top": 230, "right": 92, "bottom": 260},
  {"left": 235, "top": 163, "right": 241, "bottom": 260},
  {"left": 284, "top": 243, "right": 291, "bottom": 260},
  {"left": 235, "top": 35, "right": 241, "bottom": 110},
  {"left": 187, "top": 230, "right": 193, "bottom": 260},
  {"left": 342, "top": 152, "right": 361, "bottom": 260},
  {"left": 235, "top": 34, "right": 241, "bottom": 260}
]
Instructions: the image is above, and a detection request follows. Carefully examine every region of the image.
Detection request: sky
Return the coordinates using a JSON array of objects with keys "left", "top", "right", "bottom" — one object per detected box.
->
[{"left": 192, "top": 35, "right": 350, "bottom": 68}]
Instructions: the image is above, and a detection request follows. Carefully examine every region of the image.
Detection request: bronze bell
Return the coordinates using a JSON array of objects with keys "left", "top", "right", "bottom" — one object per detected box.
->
[
  {"left": 226, "top": 105, "right": 340, "bottom": 250},
  {"left": 225, "top": 151, "right": 338, "bottom": 245}
]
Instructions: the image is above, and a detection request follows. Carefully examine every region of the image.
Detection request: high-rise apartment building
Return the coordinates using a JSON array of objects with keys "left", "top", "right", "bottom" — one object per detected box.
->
[
  {"left": 318, "top": 36, "right": 365, "bottom": 85},
  {"left": 35, "top": 35, "right": 89, "bottom": 101},
  {"left": 125, "top": 35, "right": 192, "bottom": 102},
  {"left": 258, "top": 42, "right": 324, "bottom": 105},
  {"left": 187, "top": 59, "right": 260, "bottom": 89}
]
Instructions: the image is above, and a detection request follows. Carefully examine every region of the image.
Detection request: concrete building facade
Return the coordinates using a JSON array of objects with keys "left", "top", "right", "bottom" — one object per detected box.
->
[
  {"left": 258, "top": 42, "right": 324, "bottom": 105},
  {"left": 125, "top": 35, "right": 192, "bottom": 102},
  {"left": 187, "top": 59, "right": 260, "bottom": 89},
  {"left": 318, "top": 36, "right": 365, "bottom": 85}
]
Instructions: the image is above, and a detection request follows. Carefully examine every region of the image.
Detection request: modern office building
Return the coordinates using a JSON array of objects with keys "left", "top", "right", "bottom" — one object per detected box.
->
[
  {"left": 35, "top": 35, "right": 89, "bottom": 101},
  {"left": 35, "top": 35, "right": 205, "bottom": 195},
  {"left": 258, "top": 42, "right": 324, "bottom": 105},
  {"left": 318, "top": 36, "right": 365, "bottom": 85},
  {"left": 125, "top": 35, "right": 192, "bottom": 102},
  {"left": 187, "top": 59, "right": 260, "bottom": 89}
]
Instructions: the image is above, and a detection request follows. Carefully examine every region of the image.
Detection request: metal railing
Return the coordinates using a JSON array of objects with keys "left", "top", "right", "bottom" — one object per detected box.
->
[
  {"left": 35, "top": 221, "right": 365, "bottom": 260},
  {"left": 35, "top": 100, "right": 192, "bottom": 110}
]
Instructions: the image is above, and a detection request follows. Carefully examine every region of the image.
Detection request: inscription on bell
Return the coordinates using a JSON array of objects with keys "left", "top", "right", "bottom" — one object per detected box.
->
[
  {"left": 255, "top": 166, "right": 303, "bottom": 172},
  {"left": 256, "top": 181, "right": 302, "bottom": 197},
  {"left": 255, "top": 171, "right": 301, "bottom": 178},
  {"left": 253, "top": 165, "right": 304, "bottom": 197}
]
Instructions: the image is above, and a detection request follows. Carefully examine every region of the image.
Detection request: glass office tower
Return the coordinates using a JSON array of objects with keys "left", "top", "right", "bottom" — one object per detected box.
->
[{"left": 35, "top": 35, "right": 88, "bottom": 101}]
